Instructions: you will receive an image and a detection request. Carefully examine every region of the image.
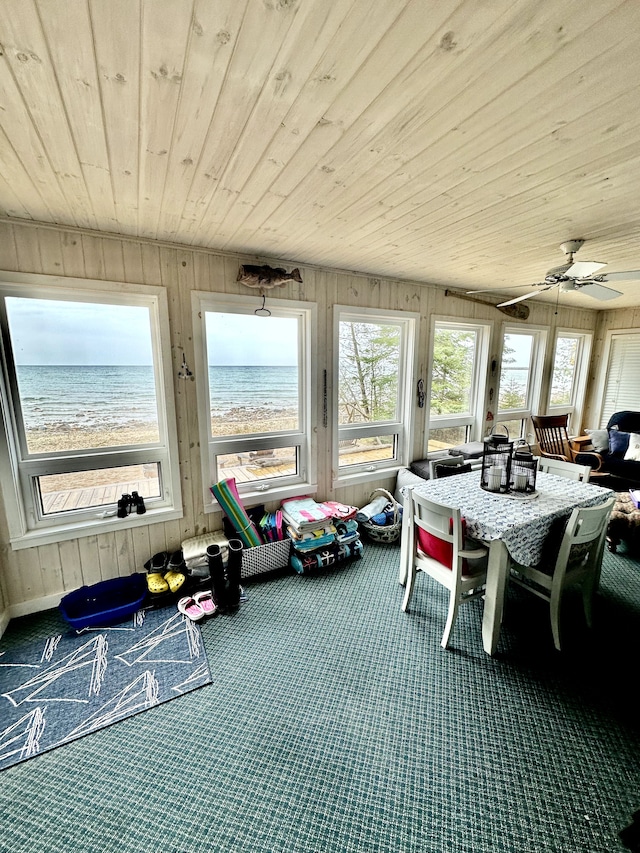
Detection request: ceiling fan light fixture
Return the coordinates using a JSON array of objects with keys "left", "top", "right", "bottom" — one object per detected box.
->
[
  {"left": 502, "top": 240, "right": 628, "bottom": 307},
  {"left": 545, "top": 263, "right": 573, "bottom": 281}
]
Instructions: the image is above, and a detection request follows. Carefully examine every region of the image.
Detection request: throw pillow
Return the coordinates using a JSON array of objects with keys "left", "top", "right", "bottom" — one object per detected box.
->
[
  {"left": 585, "top": 428, "right": 609, "bottom": 453},
  {"left": 434, "top": 462, "right": 472, "bottom": 478},
  {"left": 447, "top": 441, "right": 484, "bottom": 459},
  {"left": 409, "top": 459, "right": 432, "bottom": 479},
  {"left": 394, "top": 467, "right": 427, "bottom": 504},
  {"left": 623, "top": 432, "right": 640, "bottom": 462},
  {"left": 609, "top": 429, "right": 631, "bottom": 457}
]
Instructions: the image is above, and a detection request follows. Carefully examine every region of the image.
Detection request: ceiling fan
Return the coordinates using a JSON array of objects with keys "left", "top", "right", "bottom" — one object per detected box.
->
[{"left": 469, "top": 240, "right": 640, "bottom": 307}]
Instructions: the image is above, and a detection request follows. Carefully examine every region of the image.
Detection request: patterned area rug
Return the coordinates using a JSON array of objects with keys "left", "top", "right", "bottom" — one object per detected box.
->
[{"left": 0, "top": 606, "right": 211, "bottom": 771}]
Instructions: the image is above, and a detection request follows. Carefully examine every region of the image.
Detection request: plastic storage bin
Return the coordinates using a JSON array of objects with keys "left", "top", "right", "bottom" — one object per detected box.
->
[{"left": 59, "top": 573, "right": 147, "bottom": 631}]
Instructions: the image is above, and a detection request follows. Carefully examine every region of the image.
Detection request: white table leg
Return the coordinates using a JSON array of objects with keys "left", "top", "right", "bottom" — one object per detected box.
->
[
  {"left": 398, "top": 492, "right": 413, "bottom": 585},
  {"left": 482, "top": 540, "right": 510, "bottom": 655}
]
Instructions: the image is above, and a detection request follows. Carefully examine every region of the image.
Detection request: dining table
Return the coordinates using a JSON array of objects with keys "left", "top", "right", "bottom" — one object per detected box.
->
[{"left": 398, "top": 469, "right": 614, "bottom": 655}]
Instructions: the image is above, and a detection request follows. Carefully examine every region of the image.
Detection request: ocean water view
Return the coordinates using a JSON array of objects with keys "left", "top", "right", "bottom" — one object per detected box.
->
[
  {"left": 208, "top": 365, "right": 298, "bottom": 416},
  {"left": 15, "top": 364, "right": 299, "bottom": 432}
]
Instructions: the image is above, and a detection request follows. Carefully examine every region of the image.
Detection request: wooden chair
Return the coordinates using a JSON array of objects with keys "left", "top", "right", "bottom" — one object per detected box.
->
[
  {"left": 509, "top": 496, "right": 615, "bottom": 650},
  {"left": 531, "top": 414, "right": 575, "bottom": 462},
  {"left": 537, "top": 457, "right": 591, "bottom": 482},
  {"left": 402, "top": 492, "right": 488, "bottom": 649}
]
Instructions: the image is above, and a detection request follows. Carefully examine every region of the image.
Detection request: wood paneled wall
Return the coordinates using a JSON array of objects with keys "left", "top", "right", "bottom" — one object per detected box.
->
[{"left": 0, "top": 220, "right": 600, "bottom": 618}]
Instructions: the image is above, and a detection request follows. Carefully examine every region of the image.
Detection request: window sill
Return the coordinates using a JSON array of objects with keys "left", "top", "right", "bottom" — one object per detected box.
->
[
  {"left": 9, "top": 506, "right": 184, "bottom": 551},
  {"left": 206, "top": 481, "right": 319, "bottom": 513},
  {"left": 332, "top": 465, "right": 400, "bottom": 491}
]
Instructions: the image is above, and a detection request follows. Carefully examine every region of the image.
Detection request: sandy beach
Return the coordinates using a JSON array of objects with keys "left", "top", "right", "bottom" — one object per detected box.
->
[{"left": 29, "top": 410, "right": 298, "bottom": 496}]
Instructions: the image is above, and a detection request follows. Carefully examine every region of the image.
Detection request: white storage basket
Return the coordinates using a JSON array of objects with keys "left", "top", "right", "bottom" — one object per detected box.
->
[
  {"left": 241, "top": 539, "right": 291, "bottom": 579},
  {"left": 360, "top": 488, "right": 402, "bottom": 543}
]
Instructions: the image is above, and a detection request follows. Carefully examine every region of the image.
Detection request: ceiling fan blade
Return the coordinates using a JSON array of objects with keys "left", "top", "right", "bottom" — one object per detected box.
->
[
  {"left": 576, "top": 281, "right": 623, "bottom": 301},
  {"left": 598, "top": 269, "right": 640, "bottom": 282},
  {"left": 498, "top": 288, "right": 553, "bottom": 307},
  {"left": 465, "top": 285, "right": 531, "bottom": 294},
  {"left": 565, "top": 260, "right": 606, "bottom": 277}
]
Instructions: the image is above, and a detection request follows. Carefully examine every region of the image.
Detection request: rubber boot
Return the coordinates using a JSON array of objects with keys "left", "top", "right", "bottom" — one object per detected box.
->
[
  {"left": 207, "top": 544, "right": 227, "bottom": 611},
  {"left": 226, "top": 539, "right": 244, "bottom": 608}
]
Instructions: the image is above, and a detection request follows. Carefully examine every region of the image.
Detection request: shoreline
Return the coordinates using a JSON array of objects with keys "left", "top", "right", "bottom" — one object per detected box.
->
[{"left": 25, "top": 408, "right": 299, "bottom": 454}]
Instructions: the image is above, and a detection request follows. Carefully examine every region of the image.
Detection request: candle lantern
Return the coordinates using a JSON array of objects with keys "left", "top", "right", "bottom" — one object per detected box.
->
[
  {"left": 480, "top": 425, "right": 513, "bottom": 493},
  {"left": 510, "top": 442, "right": 538, "bottom": 493}
]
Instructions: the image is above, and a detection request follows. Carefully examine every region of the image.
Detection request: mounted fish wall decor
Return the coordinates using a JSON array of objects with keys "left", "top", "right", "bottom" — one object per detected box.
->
[{"left": 237, "top": 264, "right": 303, "bottom": 290}]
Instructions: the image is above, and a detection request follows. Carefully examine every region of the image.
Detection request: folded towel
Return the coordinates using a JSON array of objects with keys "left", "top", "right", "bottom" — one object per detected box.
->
[
  {"left": 182, "top": 531, "right": 229, "bottom": 563},
  {"left": 320, "top": 500, "right": 358, "bottom": 520},
  {"left": 356, "top": 495, "right": 388, "bottom": 523},
  {"left": 281, "top": 497, "right": 334, "bottom": 530}
]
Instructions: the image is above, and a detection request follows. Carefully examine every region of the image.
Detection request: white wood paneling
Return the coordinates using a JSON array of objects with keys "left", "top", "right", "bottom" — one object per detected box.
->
[{"left": 0, "top": 1, "right": 639, "bottom": 309}]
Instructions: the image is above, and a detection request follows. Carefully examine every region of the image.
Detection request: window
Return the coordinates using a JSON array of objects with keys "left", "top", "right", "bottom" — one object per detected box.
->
[
  {"left": 426, "top": 320, "right": 490, "bottom": 452},
  {"left": 547, "top": 330, "right": 592, "bottom": 432},
  {"left": 0, "top": 274, "right": 181, "bottom": 547},
  {"left": 496, "top": 326, "right": 547, "bottom": 441},
  {"left": 192, "top": 293, "right": 315, "bottom": 510},
  {"left": 598, "top": 331, "right": 640, "bottom": 426},
  {"left": 334, "top": 307, "right": 418, "bottom": 481}
]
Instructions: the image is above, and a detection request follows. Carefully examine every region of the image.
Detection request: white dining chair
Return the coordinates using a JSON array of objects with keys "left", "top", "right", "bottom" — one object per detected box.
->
[
  {"left": 509, "top": 496, "right": 615, "bottom": 650},
  {"left": 402, "top": 491, "right": 488, "bottom": 649},
  {"left": 428, "top": 455, "right": 468, "bottom": 479},
  {"left": 537, "top": 457, "right": 591, "bottom": 482}
]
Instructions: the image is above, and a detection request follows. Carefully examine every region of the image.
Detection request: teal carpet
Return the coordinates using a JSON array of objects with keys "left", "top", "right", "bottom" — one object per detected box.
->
[{"left": 0, "top": 542, "right": 639, "bottom": 852}]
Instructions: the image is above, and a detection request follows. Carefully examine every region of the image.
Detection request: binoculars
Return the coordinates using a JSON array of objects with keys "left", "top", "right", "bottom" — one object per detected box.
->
[{"left": 117, "top": 491, "right": 146, "bottom": 518}]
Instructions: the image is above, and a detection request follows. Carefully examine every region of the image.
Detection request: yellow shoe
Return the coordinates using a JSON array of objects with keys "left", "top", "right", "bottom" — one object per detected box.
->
[
  {"left": 164, "top": 570, "right": 186, "bottom": 594},
  {"left": 147, "top": 572, "right": 169, "bottom": 594}
]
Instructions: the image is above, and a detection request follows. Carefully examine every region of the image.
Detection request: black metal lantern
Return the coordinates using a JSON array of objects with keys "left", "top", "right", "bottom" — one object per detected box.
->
[
  {"left": 480, "top": 425, "right": 513, "bottom": 493},
  {"left": 510, "top": 442, "right": 538, "bottom": 493}
]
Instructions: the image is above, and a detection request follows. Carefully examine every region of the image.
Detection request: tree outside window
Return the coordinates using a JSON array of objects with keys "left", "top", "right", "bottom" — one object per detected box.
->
[
  {"left": 335, "top": 308, "right": 416, "bottom": 476},
  {"left": 338, "top": 321, "right": 400, "bottom": 426}
]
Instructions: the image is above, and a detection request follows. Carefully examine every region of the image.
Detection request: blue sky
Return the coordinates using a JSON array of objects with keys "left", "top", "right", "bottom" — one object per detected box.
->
[
  {"left": 7, "top": 297, "right": 154, "bottom": 365},
  {"left": 6, "top": 298, "right": 299, "bottom": 367},
  {"left": 205, "top": 312, "right": 298, "bottom": 366}
]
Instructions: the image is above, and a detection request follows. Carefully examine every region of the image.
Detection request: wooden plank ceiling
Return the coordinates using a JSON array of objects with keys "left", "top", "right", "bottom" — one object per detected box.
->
[{"left": 1, "top": 0, "right": 640, "bottom": 308}]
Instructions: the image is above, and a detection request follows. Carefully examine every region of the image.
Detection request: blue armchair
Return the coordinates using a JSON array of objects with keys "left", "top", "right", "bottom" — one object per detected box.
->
[{"left": 575, "top": 411, "right": 640, "bottom": 489}]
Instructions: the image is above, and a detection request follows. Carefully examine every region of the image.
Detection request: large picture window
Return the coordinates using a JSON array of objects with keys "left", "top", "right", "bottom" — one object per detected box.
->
[
  {"left": 0, "top": 274, "right": 181, "bottom": 546},
  {"left": 193, "top": 294, "right": 315, "bottom": 509},
  {"left": 496, "top": 326, "right": 547, "bottom": 440},
  {"left": 427, "top": 320, "right": 490, "bottom": 452},
  {"left": 334, "top": 307, "right": 417, "bottom": 480},
  {"left": 547, "top": 330, "right": 592, "bottom": 432}
]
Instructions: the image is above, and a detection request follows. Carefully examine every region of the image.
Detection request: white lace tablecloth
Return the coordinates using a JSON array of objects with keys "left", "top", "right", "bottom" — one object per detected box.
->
[{"left": 410, "top": 471, "right": 613, "bottom": 566}]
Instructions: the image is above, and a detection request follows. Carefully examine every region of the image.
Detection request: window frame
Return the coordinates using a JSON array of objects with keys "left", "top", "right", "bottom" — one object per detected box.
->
[
  {"left": 424, "top": 316, "right": 491, "bottom": 454},
  {"left": 0, "top": 271, "right": 182, "bottom": 549},
  {"left": 333, "top": 305, "right": 418, "bottom": 486},
  {"left": 495, "top": 323, "right": 548, "bottom": 441},
  {"left": 546, "top": 329, "right": 592, "bottom": 433},
  {"left": 192, "top": 292, "right": 317, "bottom": 512}
]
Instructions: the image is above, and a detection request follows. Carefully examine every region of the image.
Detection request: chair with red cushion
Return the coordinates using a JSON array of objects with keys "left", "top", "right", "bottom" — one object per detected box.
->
[{"left": 402, "top": 491, "right": 488, "bottom": 649}]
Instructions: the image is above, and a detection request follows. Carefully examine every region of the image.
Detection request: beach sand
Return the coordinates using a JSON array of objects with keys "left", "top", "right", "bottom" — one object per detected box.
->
[{"left": 28, "top": 410, "right": 298, "bottom": 495}]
